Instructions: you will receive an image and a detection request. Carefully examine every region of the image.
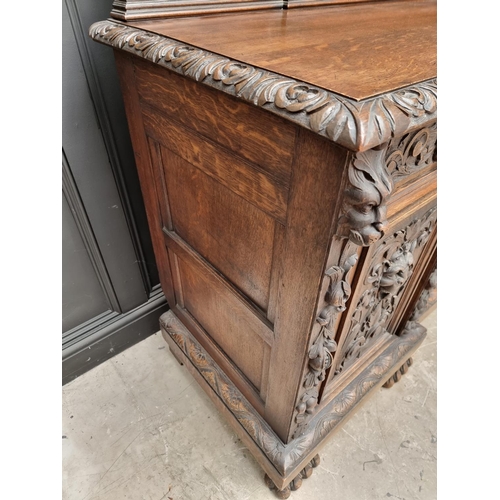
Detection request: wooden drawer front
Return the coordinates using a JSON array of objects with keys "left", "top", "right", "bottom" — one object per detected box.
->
[
  {"left": 171, "top": 244, "right": 272, "bottom": 394},
  {"left": 134, "top": 57, "right": 295, "bottom": 185},
  {"left": 157, "top": 144, "right": 276, "bottom": 312}
]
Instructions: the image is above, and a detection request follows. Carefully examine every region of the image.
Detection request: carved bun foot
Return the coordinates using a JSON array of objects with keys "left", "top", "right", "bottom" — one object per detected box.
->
[
  {"left": 290, "top": 476, "right": 302, "bottom": 491},
  {"left": 383, "top": 357, "right": 413, "bottom": 388},
  {"left": 311, "top": 454, "right": 321, "bottom": 468},
  {"left": 264, "top": 476, "right": 291, "bottom": 499},
  {"left": 264, "top": 454, "right": 321, "bottom": 498}
]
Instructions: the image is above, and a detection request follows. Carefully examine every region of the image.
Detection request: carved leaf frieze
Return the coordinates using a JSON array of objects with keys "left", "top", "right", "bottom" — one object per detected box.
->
[{"left": 89, "top": 20, "right": 437, "bottom": 152}]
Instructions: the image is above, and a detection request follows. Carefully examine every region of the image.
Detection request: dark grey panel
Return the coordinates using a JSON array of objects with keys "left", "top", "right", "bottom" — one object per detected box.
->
[
  {"left": 63, "top": 1, "right": 147, "bottom": 312},
  {"left": 63, "top": 287, "right": 168, "bottom": 384},
  {"left": 62, "top": 190, "right": 110, "bottom": 332},
  {"left": 62, "top": 0, "right": 169, "bottom": 382},
  {"left": 67, "top": 0, "right": 160, "bottom": 291}
]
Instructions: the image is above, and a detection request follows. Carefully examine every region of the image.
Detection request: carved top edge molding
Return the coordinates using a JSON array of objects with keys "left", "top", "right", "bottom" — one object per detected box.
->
[{"left": 89, "top": 20, "right": 437, "bottom": 152}]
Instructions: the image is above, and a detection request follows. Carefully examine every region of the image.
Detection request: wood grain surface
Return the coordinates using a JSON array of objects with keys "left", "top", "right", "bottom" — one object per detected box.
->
[{"left": 132, "top": 0, "right": 436, "bottom": 100}]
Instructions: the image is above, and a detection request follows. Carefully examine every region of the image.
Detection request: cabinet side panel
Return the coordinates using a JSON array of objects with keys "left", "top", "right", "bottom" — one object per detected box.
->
[
  {"left": 113, "top": 50, "right": 176, "bottom": 306},
  {"left": 176, "top": 255, "right": 268, "bottom": 392},
  {"left": 142, "top": 106, "right": 288, "bottom": 222},
  {"left": 159, "top": 145, "right": 275, "bottom": 311},
  {"left": 133, "top": 57, "right": 295, "bottom": 185}
]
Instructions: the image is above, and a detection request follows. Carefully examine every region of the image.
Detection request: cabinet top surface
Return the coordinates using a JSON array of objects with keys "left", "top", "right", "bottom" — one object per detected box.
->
[{"left": 130, "top": 0, "right": 436, "bottom": 100}]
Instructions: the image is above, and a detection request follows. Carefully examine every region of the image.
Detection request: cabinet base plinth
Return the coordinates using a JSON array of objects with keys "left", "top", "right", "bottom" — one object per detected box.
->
[{"left": 160, "top": 311, "right": 426, "bottom": 490}]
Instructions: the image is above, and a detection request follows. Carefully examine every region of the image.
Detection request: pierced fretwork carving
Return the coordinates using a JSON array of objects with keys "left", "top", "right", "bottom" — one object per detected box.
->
[
  {"left": 293, "top": 250, "right": 358, "bottom": 435},
  {"left": 386, "top": 123, "right": 437, "bottom": 180},
  {"left": 338, "top": 148, "right": 394, "bottom": 246},
  {"left": 332, "top": 208, "right": 436, "bottom": 378}
]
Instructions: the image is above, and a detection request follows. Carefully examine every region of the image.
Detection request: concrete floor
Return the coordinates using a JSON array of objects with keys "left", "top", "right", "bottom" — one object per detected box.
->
[{"left": 62, "top": 309, "right": 436, "bottom": 500}]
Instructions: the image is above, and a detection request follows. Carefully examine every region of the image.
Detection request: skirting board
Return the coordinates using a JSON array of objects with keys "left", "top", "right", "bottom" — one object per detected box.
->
[
  {"left": 160, "top": 310, "right": 426, "bottom": 490},
  {"left": 63, "top": 290, "right": 169, "bottom": 384}
]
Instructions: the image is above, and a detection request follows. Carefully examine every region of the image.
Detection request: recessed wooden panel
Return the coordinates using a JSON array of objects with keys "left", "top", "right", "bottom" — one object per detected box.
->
[
  {"left": 142, "top": 106, "right": 288, "bottom": 222},
  {"left": 159, "top": 145, "right": 275, "bottom": 311},
  {"left": 177, "top": 254, "right": 269, "bottom": 391},
  {"left": 134, "top": 57, "right": 295, "bottom": 184}
]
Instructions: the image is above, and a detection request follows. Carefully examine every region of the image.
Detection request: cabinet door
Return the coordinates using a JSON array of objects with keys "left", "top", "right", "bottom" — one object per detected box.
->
[{"left": 331, "top": 207, "right": 437, "bottom": 381}]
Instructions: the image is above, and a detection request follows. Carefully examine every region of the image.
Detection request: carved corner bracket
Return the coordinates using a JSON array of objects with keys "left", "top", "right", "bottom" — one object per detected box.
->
[{"left": 89, "top": 20, "right": 437, "bottom": 153}]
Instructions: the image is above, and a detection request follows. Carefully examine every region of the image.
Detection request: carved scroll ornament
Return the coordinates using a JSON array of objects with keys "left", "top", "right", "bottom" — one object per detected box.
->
[
  {"left": 89, "top": 20, "right": 437, "bottom": 153},
  {"left": 386, "top": 123, "right": 437, "bottom": 179}
]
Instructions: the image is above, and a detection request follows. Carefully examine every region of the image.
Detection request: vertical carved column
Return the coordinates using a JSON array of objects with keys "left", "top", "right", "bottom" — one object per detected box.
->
[
  {"left": 410, "top": 266, "right": 437, "bottom": 322},
  {"left": 293, "top": 249, "right": 358, "bottom": 436},
  {"left": 292, "top": 145, "right": 395, "bottom": 437}
]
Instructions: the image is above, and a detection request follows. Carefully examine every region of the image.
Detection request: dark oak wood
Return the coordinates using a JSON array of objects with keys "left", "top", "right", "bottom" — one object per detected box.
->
[
  {"left": 91, "top": 2, "right": 437, "bottom": 494},
  {"left": 134, "top": 57, "right": 295, "bottom": 183},
  {"left": 133, "top": 0, "right": 437, "bottom": 100}
]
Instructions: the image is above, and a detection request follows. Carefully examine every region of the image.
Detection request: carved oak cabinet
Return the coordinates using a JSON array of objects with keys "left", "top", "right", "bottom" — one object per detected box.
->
[{"left": 90, "top": 0, "right": 437, "bottom": 496}]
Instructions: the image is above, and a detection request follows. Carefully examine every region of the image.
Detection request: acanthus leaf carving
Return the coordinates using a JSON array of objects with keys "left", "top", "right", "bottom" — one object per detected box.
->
[{"left": 89, "top": 20, "right": 436, "bottom": 153}]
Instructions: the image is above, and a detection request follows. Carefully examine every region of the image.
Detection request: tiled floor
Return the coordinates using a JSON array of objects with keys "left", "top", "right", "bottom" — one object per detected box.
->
[{"left": 62, "top": 309, "right": 436, "bottom": 500}]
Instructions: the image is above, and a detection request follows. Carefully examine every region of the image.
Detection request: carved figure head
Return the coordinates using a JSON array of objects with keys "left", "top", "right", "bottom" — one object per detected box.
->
[
  {"left": 339, "top": 149, "right": 393, "bottom": 246},
  {"left": 380, "top": 245, "right": 414, "bottom": 296}
]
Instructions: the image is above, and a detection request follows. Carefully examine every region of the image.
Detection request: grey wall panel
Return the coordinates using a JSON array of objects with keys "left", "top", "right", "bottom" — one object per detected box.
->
[
  {"left": 63, "top": 1, "right": 147, "bottom": 313},
  {"left": 69, "top": 0, "right": 160, "bottom": 291},
  {"left": 62, "top": 0, "right": 169, "bottom": 382},
  {"left": 62, "top": 190, "right": 110, "bottom": 332}
]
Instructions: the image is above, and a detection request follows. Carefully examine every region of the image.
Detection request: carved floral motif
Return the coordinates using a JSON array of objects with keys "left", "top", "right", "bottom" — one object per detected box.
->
[
  {"left": 89, "top": 20, "right": 437, "bottom": 152},
  {"left": 293, "top": 252, "right": 358, "bottom": 435}
]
